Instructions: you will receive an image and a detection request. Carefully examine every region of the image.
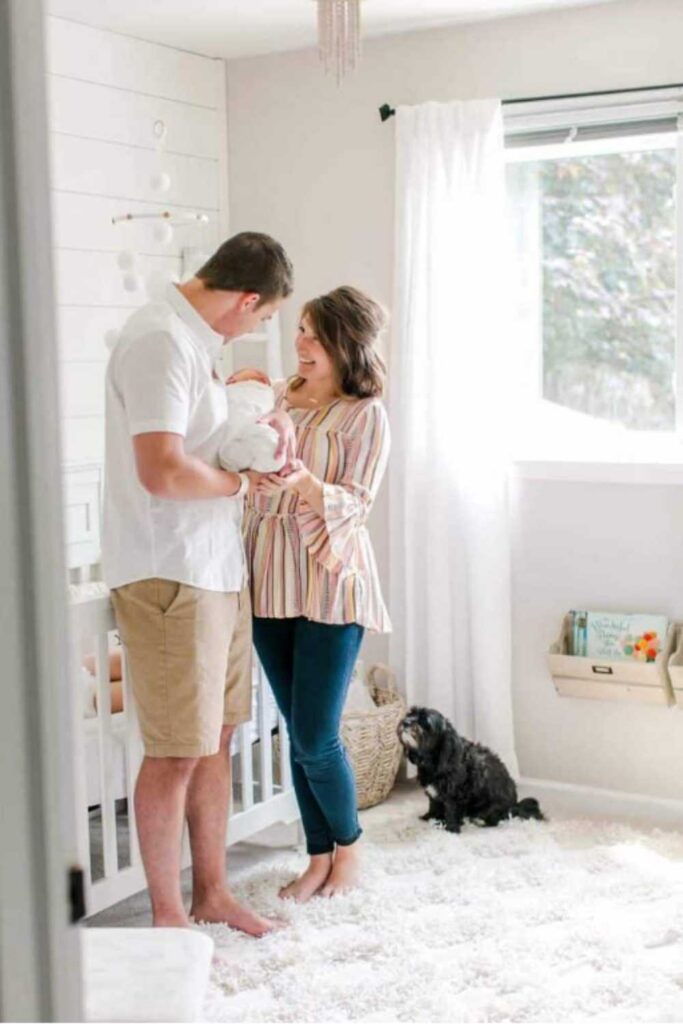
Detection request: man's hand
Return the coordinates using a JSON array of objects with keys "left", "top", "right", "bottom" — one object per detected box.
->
[{"left": 244, "top": 469, "right": 269, "bottom": 497}]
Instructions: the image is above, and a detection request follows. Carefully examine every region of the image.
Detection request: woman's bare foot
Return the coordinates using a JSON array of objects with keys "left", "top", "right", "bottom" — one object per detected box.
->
[
  {"left": 320, "top": 842, "right": 361, "bottom": 897},
  {"left": 152, "top": 910, "right": 192, "bottom": 928},
  {"left": 279, "top": 853, "right": 332, "bottom": 903},
  {"left": 190, "top": 891, "right": 284, "bottom": 937}
]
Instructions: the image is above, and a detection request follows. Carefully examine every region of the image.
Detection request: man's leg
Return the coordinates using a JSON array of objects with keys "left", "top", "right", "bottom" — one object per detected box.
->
[
  {"left": 186, "top": 724, "right": 280, "bottom": 935},
  {"left": 134, "top": 754, "right": 198, "bottom": 927},
  {"left": 112, "top": 580, "right": 242, "bottom": 929},
  {"left": 186, "top": 590, "right": 281, "bottom": 935}
]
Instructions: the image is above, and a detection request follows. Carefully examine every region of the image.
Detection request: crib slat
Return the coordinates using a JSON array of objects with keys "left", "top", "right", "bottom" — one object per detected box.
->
[
  {"left": 94, "top": 632, "right": 118, "bottom": 878},
  {"left": 238, "top": 722, "right": 254, "bottom": 809},
  {"left": 257, "top": 665, "right": 273, "bottom": 802},
  {"left": 278, "top": 711, "right": 292, "bottom": 790},
  {"left": 120, "top": 646, "right": 142, "bottom": 868},
  {"left": 70, "top": 626, "right": 94, "bottom": 904},
  {"left": 228, "top": 729, "right": 235, "bottom": 816}
]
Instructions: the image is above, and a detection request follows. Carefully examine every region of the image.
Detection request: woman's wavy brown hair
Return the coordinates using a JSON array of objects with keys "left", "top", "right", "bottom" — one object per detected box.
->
[{"left": 291, "top": 286, "right": 388, "bottom": 399}]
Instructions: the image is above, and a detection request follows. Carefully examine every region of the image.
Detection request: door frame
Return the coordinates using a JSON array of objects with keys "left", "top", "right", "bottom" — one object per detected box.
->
[{"left": 0, "top": 1, "right": 83, "bottom": 1019}]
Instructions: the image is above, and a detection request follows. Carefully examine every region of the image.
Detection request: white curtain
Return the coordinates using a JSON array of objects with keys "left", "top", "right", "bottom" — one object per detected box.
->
[{"left": 389, "top": 99, "right": 519, "bottom": 773}]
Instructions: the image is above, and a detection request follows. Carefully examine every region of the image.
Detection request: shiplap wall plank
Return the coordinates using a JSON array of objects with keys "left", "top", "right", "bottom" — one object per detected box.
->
[
  {"left": 46, "top": 17, "right": 226, "bottom": 472},
  {"left": 62, "top": 416, "right": 105, "bottom": 465},
  {"left": 60, "top": 364, "right": 107, "bottom": 419},
  {"left": 46, "top": 18, "right": 218, "bottom": 108},
  {"left": 50, "top": 135, "right": 219, "bottom": 209},
  {"left": 55, "top": 251, "right": 181, "bottom": 308},
  {"left": 57, "top": 308, "right": 128, "bottom": 362},
  {"left": 49, "top": 76, "right": 220, "bottom": 159}
]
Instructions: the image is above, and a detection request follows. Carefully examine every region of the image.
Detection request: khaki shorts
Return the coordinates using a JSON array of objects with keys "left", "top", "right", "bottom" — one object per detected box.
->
[{"left": 111, "top": 579, "right": 253, "bottom": 758}]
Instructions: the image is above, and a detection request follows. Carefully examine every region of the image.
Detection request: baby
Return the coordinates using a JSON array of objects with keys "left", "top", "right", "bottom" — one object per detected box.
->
[{"left": 218, "top": 367, "right": 293, "bottom": 473}]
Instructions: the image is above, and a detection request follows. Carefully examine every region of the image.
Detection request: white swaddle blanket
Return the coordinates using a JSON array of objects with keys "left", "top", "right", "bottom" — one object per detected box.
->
[{"left": 218, "top": 379, "right": 286, "bottom": 473}]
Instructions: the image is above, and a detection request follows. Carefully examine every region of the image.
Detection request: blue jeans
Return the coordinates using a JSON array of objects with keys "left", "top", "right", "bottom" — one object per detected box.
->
[{"left": 252, "top": 616, "right": 365, "bottom": 855}]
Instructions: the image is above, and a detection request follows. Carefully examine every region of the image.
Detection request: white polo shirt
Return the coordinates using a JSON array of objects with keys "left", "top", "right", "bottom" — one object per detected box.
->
[{"left": 102, "top": 283, "right": 246, "bottom": 593}]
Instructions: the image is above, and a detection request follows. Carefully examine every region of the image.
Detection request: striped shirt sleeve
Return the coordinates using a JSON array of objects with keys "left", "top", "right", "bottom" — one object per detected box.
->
[{"left": 298, "top": 400, "right": 390, "bottom": 576}]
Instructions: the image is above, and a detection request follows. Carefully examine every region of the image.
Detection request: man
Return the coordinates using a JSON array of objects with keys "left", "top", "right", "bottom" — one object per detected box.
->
[{"left": 102, "top": 232, "right": 293, "bottom": 932}]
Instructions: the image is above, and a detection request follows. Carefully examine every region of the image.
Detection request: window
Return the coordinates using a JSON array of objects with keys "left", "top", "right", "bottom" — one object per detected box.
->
[{"left": 504, "top": 89, "right": 683, "bottom": 462}]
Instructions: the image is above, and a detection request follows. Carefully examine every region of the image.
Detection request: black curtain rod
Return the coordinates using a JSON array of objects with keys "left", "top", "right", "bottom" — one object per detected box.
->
[{"left": 378, "top": 81, "right": 683, "bottom": 122}]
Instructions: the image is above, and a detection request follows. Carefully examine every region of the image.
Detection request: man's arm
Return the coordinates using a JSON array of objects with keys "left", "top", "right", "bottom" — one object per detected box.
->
[{"left": 133, "top": 432, "right": 243, "bottom": 499}]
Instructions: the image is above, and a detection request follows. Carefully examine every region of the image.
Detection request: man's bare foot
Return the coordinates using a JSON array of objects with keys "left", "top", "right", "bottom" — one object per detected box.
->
[
  {"left": 190, "top": 892, "right": 283, "bottom": 937},
  {"left": 279, "top": 853, "right": 332, "bottom": 903},
  {"left": 320, "top": 843, "right": 361, "bottom": 897}
]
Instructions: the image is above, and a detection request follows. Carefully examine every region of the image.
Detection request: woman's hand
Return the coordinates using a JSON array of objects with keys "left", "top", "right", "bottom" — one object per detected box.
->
[
  {"left": 258, "top": 408, "right": 296, "bottom": 464},
  {"left": 254, "top": 460, "right": 325, "bottom": 516},
  {"left": 254, "top": 459, "right": 310, "bottom": 496}
]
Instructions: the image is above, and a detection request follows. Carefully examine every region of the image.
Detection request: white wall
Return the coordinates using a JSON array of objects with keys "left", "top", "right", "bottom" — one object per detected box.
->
[
  {"left": 226, "top": 0, "right": 683, "bottom": 799},
  {"left": 46, "top": 17, "right": 226, "bottom": 468},
  {"left": 512, "top": 474, "right": 683, "bottom": 800}
]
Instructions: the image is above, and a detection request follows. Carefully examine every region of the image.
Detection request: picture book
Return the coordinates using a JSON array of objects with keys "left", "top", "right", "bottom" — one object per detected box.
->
[{"left": 568, "top": 611, "right": 669, "bottom": 662}]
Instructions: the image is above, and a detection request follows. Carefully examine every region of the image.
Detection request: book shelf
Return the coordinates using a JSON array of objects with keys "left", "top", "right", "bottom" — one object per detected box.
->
[
  {"left": 664, "top": 630, "right": 683, "bottom": 708},
  {"left": 548, "top": 614, "right": 676, "bottom": 706}
]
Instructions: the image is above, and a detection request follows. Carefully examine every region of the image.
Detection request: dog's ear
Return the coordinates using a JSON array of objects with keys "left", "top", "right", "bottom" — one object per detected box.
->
[
  {"left": 425, "top": 709, "right": 443, "bottom": 732},
  {"left": 436, "top": 722, "right": 463, "bottom": 776}
]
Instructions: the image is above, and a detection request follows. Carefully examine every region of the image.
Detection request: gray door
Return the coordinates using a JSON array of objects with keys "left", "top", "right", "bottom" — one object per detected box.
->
[{"left": 0, "top": 1, "right": 83, "bottom": 1020}]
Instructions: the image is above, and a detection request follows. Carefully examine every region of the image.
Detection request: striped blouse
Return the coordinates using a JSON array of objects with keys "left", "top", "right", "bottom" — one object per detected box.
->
[{"left": 244, "top": 380, "right": 391, "bottom": 633}]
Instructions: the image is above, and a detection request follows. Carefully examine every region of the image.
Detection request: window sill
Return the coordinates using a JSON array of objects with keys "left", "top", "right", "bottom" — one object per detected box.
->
[{"left": 512, "top": 459, "right": 683, "bottom": 486}]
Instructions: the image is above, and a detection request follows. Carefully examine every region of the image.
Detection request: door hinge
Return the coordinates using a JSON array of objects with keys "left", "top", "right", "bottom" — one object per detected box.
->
[{"left": 68, "top": 866, "right": 86, "bottom": 923}]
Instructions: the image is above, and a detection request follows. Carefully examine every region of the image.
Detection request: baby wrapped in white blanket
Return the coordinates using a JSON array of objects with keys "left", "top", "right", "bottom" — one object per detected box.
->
[{"left": 218, "top": 368, "right": 289, "bottom": 473}]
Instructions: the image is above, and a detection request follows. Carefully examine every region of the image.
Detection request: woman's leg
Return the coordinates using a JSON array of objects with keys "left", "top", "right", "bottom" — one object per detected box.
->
[
  {"left": 252, "top": 616, "right": 334, "bottom": 899},
  {"left": 290, "top": 619, "right": 365, "bottom": 894}
]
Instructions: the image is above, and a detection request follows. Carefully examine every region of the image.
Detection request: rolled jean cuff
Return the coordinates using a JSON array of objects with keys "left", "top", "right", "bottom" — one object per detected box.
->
[
  {"left": 335, "top": 826, "right": 363, "bottom": 848},
  {"left": 307, "top": 839, "right": 335, "bottom": 856}
]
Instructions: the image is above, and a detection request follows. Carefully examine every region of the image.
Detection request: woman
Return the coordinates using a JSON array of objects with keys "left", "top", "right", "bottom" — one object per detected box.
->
[{"left": 245, "top": 285, "right": 391, "bottom": 902}]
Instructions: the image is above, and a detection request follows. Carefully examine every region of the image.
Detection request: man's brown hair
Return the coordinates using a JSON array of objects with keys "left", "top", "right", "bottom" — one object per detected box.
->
[{"left": 197, "top": 231, "right": 293, "bottom": 304}]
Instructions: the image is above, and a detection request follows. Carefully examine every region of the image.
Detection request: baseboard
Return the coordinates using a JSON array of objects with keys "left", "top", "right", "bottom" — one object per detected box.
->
[{"left": 518, "top": 776, "right": 683, "bottom": 830}]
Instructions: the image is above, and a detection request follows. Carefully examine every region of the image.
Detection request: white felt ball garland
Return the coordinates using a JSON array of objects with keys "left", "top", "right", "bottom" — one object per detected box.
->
[
  {"left": 116, "top": 250, "right": 136, "bottom": 271},
  {"left": 107, "top": 119, "right": 177, "bottom": 352},
  {"left": 150, "top": 171, "right": 171, "bottom": 194},
  {"left": 123, "top": 271, "right": 144, "bottom": 293},
  {"left": 153, "top": 221, "right": 174, "bottom": 244}
]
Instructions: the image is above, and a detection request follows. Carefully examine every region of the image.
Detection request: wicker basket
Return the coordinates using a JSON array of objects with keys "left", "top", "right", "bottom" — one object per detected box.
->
[{"left": 341, "top": 663, "right": 406, "bottom": 810}]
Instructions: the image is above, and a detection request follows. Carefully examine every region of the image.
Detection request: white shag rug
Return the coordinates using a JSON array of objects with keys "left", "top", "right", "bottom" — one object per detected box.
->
[{"left": 200, "top": 790, "right": 683, "bottom": 1023}]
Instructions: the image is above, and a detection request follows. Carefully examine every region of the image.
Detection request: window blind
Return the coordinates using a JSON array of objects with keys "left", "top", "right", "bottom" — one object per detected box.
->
[{"left": 504, "top": 87, "right": 683, "bottom": 148}]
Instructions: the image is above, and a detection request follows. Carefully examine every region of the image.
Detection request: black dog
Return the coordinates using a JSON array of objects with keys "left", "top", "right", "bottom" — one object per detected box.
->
[{"left": 397, "top": 706, "right": 544, "bottom": 833}]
